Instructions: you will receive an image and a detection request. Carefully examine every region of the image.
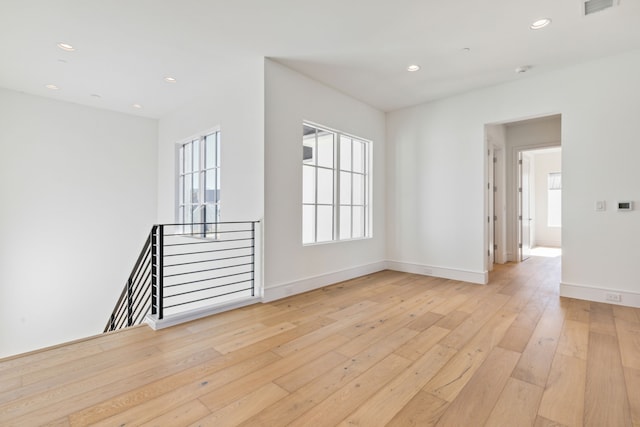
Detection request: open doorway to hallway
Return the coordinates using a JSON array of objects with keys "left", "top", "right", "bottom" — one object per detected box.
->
[
  {"left": 519, "top": 147, "right": 562, "bottom": 261},
  {"left": 485, "top": 114, "right": 562, "bottom": 272}
]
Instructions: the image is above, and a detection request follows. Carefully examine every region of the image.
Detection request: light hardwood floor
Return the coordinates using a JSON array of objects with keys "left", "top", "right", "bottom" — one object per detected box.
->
[{"left": 1, "top": 255, "right": 639, "bottom": 426}]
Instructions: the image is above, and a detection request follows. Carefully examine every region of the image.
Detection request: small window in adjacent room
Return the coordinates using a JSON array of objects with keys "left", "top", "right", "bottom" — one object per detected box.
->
[
  {"left": 302, "top": 123, "right": 371, "bottom": 244},
  {"left": 177, "top": 130, "right": 220, "bottom": 233},
  {"left": 548, "top": 172, "right": 561, "bottom": 227}
]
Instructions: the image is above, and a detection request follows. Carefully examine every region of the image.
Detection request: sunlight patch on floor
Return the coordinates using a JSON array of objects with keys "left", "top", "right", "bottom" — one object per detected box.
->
[{"left": 530, "top": 246, "right": 562, "bottom": 257}]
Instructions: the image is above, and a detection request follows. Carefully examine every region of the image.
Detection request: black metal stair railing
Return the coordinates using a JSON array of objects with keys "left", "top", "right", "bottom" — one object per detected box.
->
[
  {"left": 105, "top": 221, "right": 258, "bottom": 333},
  {"left": 104, "top": 229, "right": 153, "bottom": 332}
]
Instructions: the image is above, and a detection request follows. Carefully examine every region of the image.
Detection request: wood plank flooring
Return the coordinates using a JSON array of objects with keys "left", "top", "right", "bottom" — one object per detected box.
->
[{"left": 1, "top": 255, "right": 639, "bottom": 426}]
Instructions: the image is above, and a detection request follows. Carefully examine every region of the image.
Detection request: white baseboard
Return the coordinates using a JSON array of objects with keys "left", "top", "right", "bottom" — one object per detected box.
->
[
  {"left": 386, "top": 260, "right": 488, "bottom": 285},
  {"left": 534, "top": 240, "right": 561, "bottom": 248},
  {"left": 146, "top": 296, "right": 262, "bottom": 330},
  {"left": 560, "top": 282, "right": 640, "bottom": 308},
  {"left": 263, "top": 261, "right": 387, "bottom": 302}
]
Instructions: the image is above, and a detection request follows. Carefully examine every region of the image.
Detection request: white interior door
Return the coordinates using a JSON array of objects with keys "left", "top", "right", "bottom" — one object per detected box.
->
[
  {"left": 520, "top": 153, "right": 532, "bottom": 261},
  {"left": 487, "top": 147, "right": 495, "bottom": 269}
]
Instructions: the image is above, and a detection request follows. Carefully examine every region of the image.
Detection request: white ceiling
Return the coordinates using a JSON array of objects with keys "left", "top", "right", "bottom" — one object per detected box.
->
[{"left": 1, "top": 0, "right": 639, "bottom": 119}]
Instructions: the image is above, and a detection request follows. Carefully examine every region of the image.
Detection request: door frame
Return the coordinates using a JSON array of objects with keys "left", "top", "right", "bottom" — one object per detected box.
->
[
  {"left": 512, "top": 143, "right": 560, "bottom": 261},
  {"left": 519, "top": 151, "right": 533, "bottom": 261}
]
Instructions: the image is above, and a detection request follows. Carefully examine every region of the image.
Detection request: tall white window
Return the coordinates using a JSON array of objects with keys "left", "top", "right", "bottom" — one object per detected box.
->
[
  {"left": 548, "top": 172, "right": 561, "bottom": 227},
  {"left": 302, "top": 123, "right": 370, "bottom": 244},
  {"left": 178, "top": 130, "right": 220, "bottom": 227}
]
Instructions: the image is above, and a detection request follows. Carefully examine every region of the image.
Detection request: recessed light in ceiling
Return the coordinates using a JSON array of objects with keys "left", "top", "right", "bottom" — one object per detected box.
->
[
  {"left": 57, "top": 42, "right": 76, "bottom": 52},
  {"left": 45, "top": 84, "right": 59, "bottom": 90},
  {"left": 132, "top": 103, "right": 143, "bottom": 109},
  {"left": 515, "top": 65, "right": 532, "bottom": 73},
  {"left": 163, "top": 77, "right": 177, "bottom": 83},
  {"left": 462, "top": 47, "right": 471, "bottom": 52},
  {"left": 91, "top": 94, "right": 101, "bottom": 98},
  {"left": 530, "top": 18, "right": 552, "bottom": 30},
  {"left": 407, "top": 65, "right": 420, "bottom": 72}
]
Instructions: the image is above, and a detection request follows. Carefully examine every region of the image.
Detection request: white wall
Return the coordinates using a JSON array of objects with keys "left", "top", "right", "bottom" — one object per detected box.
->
[
  {"left": 264, "top": 60, "right": 386, "bottom": 299},
  {"left": 0, "top": 88, "right": 158, "bottom": 357},
  {"left": 533, "top": 150, "right": 562, "bottom": 247},
  {"left": 387, "top": 49, "right": 640, "bottom": 306},
  {"left": 157, "top": 57, "right": 264, "bottom": 224}
]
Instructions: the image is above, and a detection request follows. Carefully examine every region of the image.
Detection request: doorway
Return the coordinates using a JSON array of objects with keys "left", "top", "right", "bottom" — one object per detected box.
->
[
  {"left": 485, "top": 114, "right": 562, "bottom": 270},
  {"left": 518, "top": 147, "right": 562, "bottom": 261}
]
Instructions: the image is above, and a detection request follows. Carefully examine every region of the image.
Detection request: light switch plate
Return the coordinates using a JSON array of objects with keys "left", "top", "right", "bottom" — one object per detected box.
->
[{"left": 595, "top": 201, "right": 606, "bottom": 211}]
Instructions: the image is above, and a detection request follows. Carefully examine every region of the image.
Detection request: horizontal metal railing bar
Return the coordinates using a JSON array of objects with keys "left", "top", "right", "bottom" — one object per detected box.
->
[
  {"left": 132, "top": 305, "right": 147, "bottom": 323},
  {"left": 163, "top": 237, "right": 253, "bottom": 247},
  {"left": 163, "top": 229, "right": 253, "bottom": 237},
  {"left": 131, "top": 254, "right": 150, "bottom": 285},
  {"left": 131, "top": 272, "right": 150, "bottom": 301},
  {"left": 164, "top": 278, "right": 253, "bottom": 299},
  {"left": 164, "top": 262, "right": 254, "bottom": 278},
  {"left": 131, "top": 286, "right": 150, "bottom": 317},
  {"left": 162, "top": 245, "right": 253, "bottom": 258},
  {"left": 131, "top": 265, "right": 150, "bottom": 291},
  {"left": 164, "top": 287, "right": 254, "bottom": 309},
  {"left": 161, "top": 221, "right": 258, "bottom": 227},
  {"left": 113, "top": 308, "right": 126, "bottom": 329},
  {"left": 164, "top": 254, "right": 252, "bottom": 268},
  {"left": 163, "top": 270, "right": 253, "bottom": 289},
  {"left": 136, "top": 269, "right": 151, "bottom": 293},
  {"left": 133, "top": 304, "right": 148, "bottom": 323}
]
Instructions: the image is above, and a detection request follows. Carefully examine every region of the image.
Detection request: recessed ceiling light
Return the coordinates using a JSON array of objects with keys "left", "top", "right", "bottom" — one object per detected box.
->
[
  {"left": 163, "top": 76, "right": 177, "bottom": 83},
  {"left": 515, "top": 65, "right": 532, "bottom": 74},
  {"left": 45, "top": 84, "right": 59, "bottom": 90},
  {"left": 132, "top": 103, "right": 143, "bottom": 109},
  {"left": 462, "top": 47, "right": 471, "bottom": 52},
  {"left": 530, "top": 18, "right": 551, "bottom": 30},
  {"left": 57, "top": 42, "right": 76, "bottom": 52},
  {"left": 407, "top": 65, "right": 421, "bottom": 72},
  {"left": 91, "top": 94, "right": 101, "bottom": 98}
]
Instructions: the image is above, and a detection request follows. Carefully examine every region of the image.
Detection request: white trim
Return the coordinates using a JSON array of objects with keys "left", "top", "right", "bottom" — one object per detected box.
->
[
  {"left": 533, "top": 240, "right": 561, "bottom": 248},
  {"left": 385, "top": 260, "right": 488, "bottom": 284},
  {"left": 262, "top": 260, "right": 387, "bottom": 302},
  {"left": 146, "top": 296, "right": 262, "bottom": 330},
  {"left": 560, "top": 282, "right": 640, "bottom": 308}
]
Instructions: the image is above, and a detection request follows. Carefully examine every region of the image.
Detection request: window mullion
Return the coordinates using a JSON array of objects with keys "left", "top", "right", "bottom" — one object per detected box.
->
[
  {"left": 334, "top": 133, "right": 339, "bottom": 241},
  {"left": 200, "top": 136, "right": 206, "bottom": 229},
  {"left": 363, "top": 143, "right": 367, "bottom": 236},
  {"left": 350, "top": 139, "right": 354, "bottom": 239},
  {"left": 314, "top": 130, "right": 319, "bottom": 243}
]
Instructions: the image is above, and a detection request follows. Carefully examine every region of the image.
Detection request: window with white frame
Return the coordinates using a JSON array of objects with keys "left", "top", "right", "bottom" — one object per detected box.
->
[
  {"left": 548, "top": 172, "right": 561, "bottom": 227},
  {"left": 302, "top": 123, "right": 371, "bottom": 244},
  {"left": 178, "top": 130, "right": 220, "bottom": 230}
]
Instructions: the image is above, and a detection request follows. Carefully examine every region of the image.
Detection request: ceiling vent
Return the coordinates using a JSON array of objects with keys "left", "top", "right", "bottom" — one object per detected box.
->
[{"left": 583, "top": 0, "right": 619, "bottom": 15}]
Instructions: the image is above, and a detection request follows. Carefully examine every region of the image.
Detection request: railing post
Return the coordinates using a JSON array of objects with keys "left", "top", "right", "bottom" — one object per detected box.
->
[
  {"left": 151, "top": 225, "right": 158, "bottom": 316},
  {"left": 158, "top": 224, "right": 164, "bottom": 320},
  {"left": 251, "top": 221, "right": 255, "bottom": 297}
]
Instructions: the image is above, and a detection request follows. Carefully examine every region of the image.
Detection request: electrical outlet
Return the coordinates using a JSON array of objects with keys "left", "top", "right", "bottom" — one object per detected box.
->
[{"left": 605, "top": 292, "right": 622, "bottom": 303}]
